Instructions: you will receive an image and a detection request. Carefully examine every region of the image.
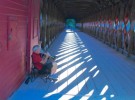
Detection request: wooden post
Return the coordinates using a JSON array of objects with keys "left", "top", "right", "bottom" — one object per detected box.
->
[
  {"left": 123, "top": 0, "right": 133, "bottom": 56},
  {"left": 118, "top": 2, "right": 125, "bottom": 51},
  {"left": 130, "top": 0, "right": 135, "bottom": 55}
]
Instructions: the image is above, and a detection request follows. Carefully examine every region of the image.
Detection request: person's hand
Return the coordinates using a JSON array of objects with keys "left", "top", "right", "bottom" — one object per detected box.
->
[
  {"left": 45, "top": 53, "right": 50, "bottom": 58},
  {"left": 46, "top": 52, "right": 50, "bottom": 56}
]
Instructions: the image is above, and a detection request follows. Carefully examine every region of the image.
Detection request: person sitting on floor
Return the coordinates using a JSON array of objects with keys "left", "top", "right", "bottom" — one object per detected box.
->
[{"left": 32, "top": 45, "right": 57, "bottom": 78}]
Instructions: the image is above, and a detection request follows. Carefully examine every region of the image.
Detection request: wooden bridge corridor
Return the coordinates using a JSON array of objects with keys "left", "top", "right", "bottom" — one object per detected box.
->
[{"left": 9, "top": 29, "right": 135, "bottom": 100}]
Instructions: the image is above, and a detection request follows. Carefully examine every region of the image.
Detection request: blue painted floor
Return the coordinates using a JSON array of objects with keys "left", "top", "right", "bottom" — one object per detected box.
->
[{"left": 9, "top": 29, "right": 135, "bottom": 100}]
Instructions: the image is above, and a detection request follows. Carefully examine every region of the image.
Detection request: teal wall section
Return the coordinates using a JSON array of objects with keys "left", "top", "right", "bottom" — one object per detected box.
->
[{"left": 66, "top": 19, "right": 76, "bottom": 28}]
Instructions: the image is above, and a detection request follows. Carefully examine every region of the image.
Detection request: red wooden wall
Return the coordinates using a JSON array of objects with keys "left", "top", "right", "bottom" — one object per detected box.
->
[{"left": 0, "top": 0, "right": 40, "bottom": 99}]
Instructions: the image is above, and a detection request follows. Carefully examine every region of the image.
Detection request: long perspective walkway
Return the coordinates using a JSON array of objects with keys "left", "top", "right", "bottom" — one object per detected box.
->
[{"left": 9, "top": 29, "right": 135, "bottom": 100}]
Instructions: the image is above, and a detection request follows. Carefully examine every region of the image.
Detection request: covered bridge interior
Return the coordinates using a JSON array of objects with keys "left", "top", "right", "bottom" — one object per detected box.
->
[{"left": 0, "top": 0, "right": 135, "bottom": 100}]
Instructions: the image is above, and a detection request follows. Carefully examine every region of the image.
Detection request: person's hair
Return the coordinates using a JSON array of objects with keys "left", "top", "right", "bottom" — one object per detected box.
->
[{"left": 32, "top": 45, "right": 40, "bottom": 52}]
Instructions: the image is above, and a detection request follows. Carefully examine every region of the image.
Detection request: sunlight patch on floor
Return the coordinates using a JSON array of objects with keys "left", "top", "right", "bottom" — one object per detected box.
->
[
  {"left": 100, "top": 85, "right": 109, "bottom": 96},
  {"left": 57, "top": 53, "right": 81, "bottom": 65},
  {"left": 56, "top": 50, "right": 80, "bottom": 61},
  {"left": 87, "top": 58, "right": 93, "bottom": 62},
  {"left": 59, "top": 44, "right": 78, "bottom": 50},
  {"left": 59, "top": 77, "right": 89, "bottom": 100},
  {"left": 80, "top": 89, "right": 94, "bottom": 100},
  {"left": 84, "top": 55, "right": 91, "bottom": 59},
  {"left": 110, "top": 94, "right": 115, "bottom": 98},
  {"left": 43, "top": 68, "right": 86, "bottom": 98},
  {"left": 101, "top": 97, "right": 107, "bottom": 100},
  {"left": 89, "top": 65, "right": 97, "bottom": 72},
  {"left": 56, "top": 57, "right": 82, "bottom": 73},
  {"left": 56, "top": 47, "right": 80, "bottom": 56},
  {"left": 93, "top": 70, "right": 100, "bottom": 78},
  {"left": 57, "top": 61, "right": 84, "bottom": 83}
]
